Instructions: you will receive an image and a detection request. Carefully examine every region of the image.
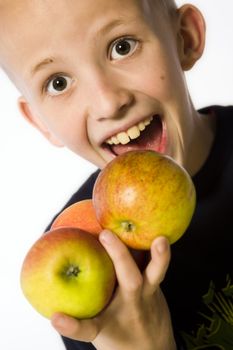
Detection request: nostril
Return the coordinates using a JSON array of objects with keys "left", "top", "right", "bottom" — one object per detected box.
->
[{"left": 120, "top": 93, "right": 135, "bottom": 111}]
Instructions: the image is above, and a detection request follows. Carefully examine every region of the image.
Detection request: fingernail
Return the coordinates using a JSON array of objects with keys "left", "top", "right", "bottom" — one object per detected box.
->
[
  {"left": 99, "top": 230, "right": 114, "bottom": 244},
  {"left": 155, "top": 238, "right": 169, "bottom": 254}
]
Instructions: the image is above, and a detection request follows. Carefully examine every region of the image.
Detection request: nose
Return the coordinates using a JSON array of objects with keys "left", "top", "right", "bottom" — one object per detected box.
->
[{"left": 86, "top": 72, "right": 134, "bottom": 121}]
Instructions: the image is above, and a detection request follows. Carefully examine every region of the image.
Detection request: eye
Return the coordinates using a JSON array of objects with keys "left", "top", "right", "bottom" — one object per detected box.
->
[
  {"left": 45, "top": 74, "right": 73, "bottom": 96},
  {"left": 110, "top": 38, "right": 138, "bottom": 60}
]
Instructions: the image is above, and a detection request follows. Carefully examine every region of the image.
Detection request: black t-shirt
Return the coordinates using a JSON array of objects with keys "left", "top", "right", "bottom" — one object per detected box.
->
[{"left": 48, "top": 106, "right": 233, "bottom": 350}]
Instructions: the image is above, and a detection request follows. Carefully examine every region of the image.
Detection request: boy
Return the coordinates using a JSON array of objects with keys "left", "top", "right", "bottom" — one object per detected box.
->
[{"left": 1, "top": 0, "right": 233, "bottom": 349}]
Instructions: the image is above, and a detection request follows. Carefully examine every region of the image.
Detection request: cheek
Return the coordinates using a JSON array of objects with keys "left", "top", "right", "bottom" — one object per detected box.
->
[
  {"left": 32, "top": 99, "right": 105, "bottom": 166},
  {"left": 146, "top": 28, "right": 188, "bottom": 98},
  {"left": 39, "top": 103, "right": 88, "bottom": 148},
  {"left": 134, "top": 66, "right": 176, "bottom": 103},
  {"left": 132, "top": 48, "right": 183, "bottom": 103},
  {"left": 144, "top": 60, "right": 184, "bottom": 103},
  {"left": 57, "top": 118, "right": 87, "bottom": 151},
  {"left": 146, "top": 73, "right": 171, "bottom": 101}
]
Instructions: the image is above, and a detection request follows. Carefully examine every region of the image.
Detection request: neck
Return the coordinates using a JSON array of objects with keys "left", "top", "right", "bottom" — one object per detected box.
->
[{"left": 186, "top": 108, "right": 217, "bottom": 177}]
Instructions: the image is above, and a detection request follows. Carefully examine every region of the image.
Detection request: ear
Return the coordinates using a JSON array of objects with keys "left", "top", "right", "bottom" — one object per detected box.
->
[
  {"left": 177, "top": 4, "right": 206, "bottom": 71},
  {"left": 18, "top": 96, "right": 64, "bottom": 147}
]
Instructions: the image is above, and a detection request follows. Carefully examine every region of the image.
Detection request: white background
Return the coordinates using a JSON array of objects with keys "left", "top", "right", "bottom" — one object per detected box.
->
[{"left": 0, "top": 1, "right": 233, "bottom": 349}]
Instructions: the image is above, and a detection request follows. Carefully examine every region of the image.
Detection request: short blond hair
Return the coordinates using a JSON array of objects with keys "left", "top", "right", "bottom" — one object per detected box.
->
[
  {"left": 160, "top": 0, "right": 177, "bottom": 14},
  {"left": 162, "top": 0, "right": 177, "bottom": 8},
  {"left": 143, "top": 0, "right": 177, "bottom": 17}
]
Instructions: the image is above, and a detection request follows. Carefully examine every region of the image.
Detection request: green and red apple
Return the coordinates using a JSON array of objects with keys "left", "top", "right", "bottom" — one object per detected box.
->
[
  {"left": 20, "top": 227, "right": 116, "bottom": 319},
  {"left": 93, "top": 150, "right": 196, "bottom": 250}
]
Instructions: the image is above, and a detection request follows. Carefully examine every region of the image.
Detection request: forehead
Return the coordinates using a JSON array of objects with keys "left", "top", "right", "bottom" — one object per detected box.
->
[
  {"left": 0, "top": 0, "right": 149, "bottom": 25},
  {"left": 0, "top": 0, "right": 146, "bottom": 48},
  {"left": 0, "top": 1, "right": 132, "bottom": 49},
  {"left": 0, "top": 0, "right": 167, "bottom": 40},
  {"left": 0, "top": 0, "right": 168, "bottom": 81}
]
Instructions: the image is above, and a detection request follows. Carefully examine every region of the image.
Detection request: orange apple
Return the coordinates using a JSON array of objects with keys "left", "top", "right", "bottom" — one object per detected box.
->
[
  {"left": 51, "top": 199, "right": 102, "bottom": 236},
  {"left": 93, "top": 150, "right": 196, "bottom": 250},
  {"left": 20, "top": 227, "right": 116, "bottom": 319}
]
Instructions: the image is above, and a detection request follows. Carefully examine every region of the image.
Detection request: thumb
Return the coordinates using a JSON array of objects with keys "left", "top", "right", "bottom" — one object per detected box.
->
[{"left": 51, "top": 312, "right": 99, "bottom": 342}]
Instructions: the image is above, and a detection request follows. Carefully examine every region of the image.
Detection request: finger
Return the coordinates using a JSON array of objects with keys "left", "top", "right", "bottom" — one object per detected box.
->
[
  {"left": 99, "top": 230, "right": 143, "bottom": 301},
  {"left": 51, "top": 312, "right": 99, "bottom": 342},
  {"left": 142, "top": 236, "right": 171, "bottom": 297}
]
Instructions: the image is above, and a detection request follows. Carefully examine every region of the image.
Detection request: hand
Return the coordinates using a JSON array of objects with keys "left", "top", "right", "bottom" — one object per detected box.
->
[{"left": 51, "top": 230, "right": 176, "bottom": 350}]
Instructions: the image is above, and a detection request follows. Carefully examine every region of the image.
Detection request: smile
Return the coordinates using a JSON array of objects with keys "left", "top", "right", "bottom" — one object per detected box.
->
[
  {"left": 105, "top": 116, "right": 153, "bottom": 145},
  {"left": 103, "top": 115, "right": 166, "bottom": 156}
]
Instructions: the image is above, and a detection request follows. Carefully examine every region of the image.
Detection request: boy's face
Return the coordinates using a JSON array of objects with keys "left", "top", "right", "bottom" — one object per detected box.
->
[{"left": 0, "top": 0, "right": 202, "bottom": 170}]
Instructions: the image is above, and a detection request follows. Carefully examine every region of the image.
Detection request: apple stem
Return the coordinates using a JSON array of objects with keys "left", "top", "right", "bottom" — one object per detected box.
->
[
  {"left": 66, "top": 265, "right": 80, "bottom": 277},
  {"left": 121, "top": 221, "right": 135, "bottom": 232}
]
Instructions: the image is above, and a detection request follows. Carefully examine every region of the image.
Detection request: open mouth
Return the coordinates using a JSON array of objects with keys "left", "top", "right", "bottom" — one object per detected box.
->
[{"left": 103, "top": 115, "right": 166, "bottom": 156}]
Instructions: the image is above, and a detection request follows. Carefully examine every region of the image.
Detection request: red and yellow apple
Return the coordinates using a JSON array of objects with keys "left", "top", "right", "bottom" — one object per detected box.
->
[
  {"left": 20, "top": 227, "right": 116, "bottom": 319},
  {"left": 93, "top": 150, "right": 196, "bottom": 250},
  {"left": 51, "top": 199, "right": 102, "bottom": 236}
]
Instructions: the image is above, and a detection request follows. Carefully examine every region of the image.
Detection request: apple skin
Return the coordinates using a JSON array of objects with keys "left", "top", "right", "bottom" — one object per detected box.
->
[
  {"left": 51, "top": 199, "right": 102, "bottom": 236},
  {"left": 93, "top": 150, "right": 196, "bottom": 250},
  {"left": 20, "top": 227, "right": 116, "bottom": 319}
]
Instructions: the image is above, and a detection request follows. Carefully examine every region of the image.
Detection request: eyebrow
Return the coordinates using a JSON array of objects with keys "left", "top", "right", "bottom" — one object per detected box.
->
[
  {"left": 96, "top": 18, "right": 127, "bottom": 36},
  {"left": 30, "top": 18, "right": 135, "bottom": 77},
  {"left": 30, "top": 57, "right": 55, "bottom": 77}
]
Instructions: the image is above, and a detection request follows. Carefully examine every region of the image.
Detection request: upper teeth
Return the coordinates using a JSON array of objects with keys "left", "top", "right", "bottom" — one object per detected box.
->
[{"left": 106, "top": 116, "right": 153, "bottom": 145}]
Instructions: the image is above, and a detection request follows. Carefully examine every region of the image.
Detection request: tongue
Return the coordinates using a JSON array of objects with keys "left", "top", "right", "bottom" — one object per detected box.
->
[{"left": 111, "top": 117, "right": 163, "bottom": 156}]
